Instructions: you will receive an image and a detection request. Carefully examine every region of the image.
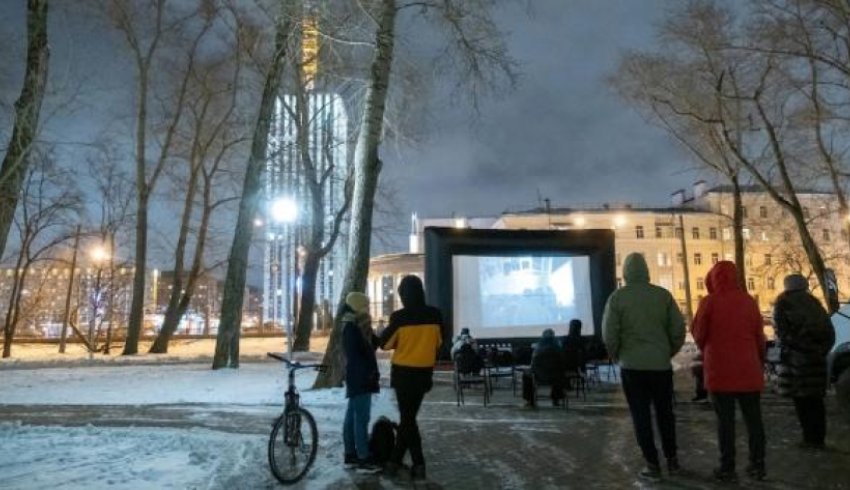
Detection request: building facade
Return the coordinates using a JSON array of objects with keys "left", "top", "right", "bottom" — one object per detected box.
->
[{"left": 368, "top": 183, "right": 850, "bottom": 324}]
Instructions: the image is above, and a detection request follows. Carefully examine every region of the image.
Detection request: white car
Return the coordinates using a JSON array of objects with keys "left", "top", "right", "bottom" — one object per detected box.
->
[{"left": 828, "top": 305, "right": 850, "bottom": 412}]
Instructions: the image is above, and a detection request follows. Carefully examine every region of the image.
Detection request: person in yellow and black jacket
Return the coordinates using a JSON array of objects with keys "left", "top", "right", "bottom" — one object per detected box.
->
[{"left": 378, "top": 275, "right": 442, "bottom": 481}]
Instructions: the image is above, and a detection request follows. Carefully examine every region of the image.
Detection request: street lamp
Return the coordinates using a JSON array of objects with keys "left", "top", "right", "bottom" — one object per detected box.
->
[
  {"left": 269, "top": 196, "right": 299, "bottom": 360},
  {"left": 88, "top": 244, "right": 110, "bottom": 359}
]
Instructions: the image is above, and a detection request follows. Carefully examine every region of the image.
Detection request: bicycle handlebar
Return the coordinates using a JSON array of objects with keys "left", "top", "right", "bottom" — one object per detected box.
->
[{"left": 267, "top": 352, "right": 328, "bottom": 372}]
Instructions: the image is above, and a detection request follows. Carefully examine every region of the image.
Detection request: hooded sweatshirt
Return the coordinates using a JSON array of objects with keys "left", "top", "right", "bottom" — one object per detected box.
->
[
  {"left": 379, "top": 275, "right": 443, "bottom": 390},
  {"left": 692, "top": 261, "right": 765, "bottom": 392},
  {"left": 602, "top": 253, "right": 685, "bottom": 370}
]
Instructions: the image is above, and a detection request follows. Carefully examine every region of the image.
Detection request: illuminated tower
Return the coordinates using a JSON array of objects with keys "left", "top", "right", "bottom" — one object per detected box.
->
[{"left": 263, "top": 10, "right": 349, "bottom": 328}]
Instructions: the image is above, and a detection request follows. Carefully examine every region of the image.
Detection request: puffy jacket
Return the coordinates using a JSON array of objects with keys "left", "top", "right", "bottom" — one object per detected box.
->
[
  {"left": 531, "top": 335, "right": 566, "bottom": 384},
  {"left": 342, "top": 309, "right": 380, "bottom": 398},
  {"left": 602, "top": 253, "right": 686, "bottom": 370},
  {"left": 379, "top": 276, "right": 443, "bottom": 392},
  {"left": 692, "top": 261, "right": 766, "bottom": 392},
  {"left": 773, "top": 279, "right": 836, "bottom": 398}
]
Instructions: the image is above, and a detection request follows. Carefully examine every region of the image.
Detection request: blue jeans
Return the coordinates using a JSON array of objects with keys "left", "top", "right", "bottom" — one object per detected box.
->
[{"left": 343, "top": 393, "right": 372, "bottom": 460}]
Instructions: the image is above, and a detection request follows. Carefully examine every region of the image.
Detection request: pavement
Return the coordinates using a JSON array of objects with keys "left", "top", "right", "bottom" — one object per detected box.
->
[{"left": 1, "top": 370, "right": 849, "bottom": 489}]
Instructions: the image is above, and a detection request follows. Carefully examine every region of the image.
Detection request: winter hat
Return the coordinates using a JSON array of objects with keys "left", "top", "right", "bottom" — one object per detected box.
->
[
  {"left": 345, "top": 292, "right": 370, "bottom": 314},
  {"left": 783, "top": 274, "right": 809, "bottom": 292},
  {"left": 542, "top": 328, "right": 555, "bottom": 339},
  {"left": 460, "top": 327, "right": 471, "bottom": 336}
]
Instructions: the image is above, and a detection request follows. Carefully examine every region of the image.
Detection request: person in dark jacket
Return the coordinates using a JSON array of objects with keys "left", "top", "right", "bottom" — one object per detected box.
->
[
  {"left": 522, "top": 329, "right": 567, "bottom": 407},
  {"left": 773, "top": 274, "right": 836, "bottom": 449},
  {"left": 693, "top": 261, "right": 767, "bottom": 482},
  {"left": 562, "top": 319, "right": 585, "bottom": 373},
  {"left": 378, "top": 275, "right": 442, "bottom": 481},
  {"left": 341, "top": 292, "right": 380, "bottom": 472}
]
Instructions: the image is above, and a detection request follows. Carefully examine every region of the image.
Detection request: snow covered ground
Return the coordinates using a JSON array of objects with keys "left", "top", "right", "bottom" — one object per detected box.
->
[{"left": 0, "top": 360, "right": 403, "bottom": 489}]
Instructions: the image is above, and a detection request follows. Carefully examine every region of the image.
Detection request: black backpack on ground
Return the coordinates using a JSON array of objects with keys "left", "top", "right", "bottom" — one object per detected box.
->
[{"left": 369, "top": 416, "right": 398, "bottom": 465}]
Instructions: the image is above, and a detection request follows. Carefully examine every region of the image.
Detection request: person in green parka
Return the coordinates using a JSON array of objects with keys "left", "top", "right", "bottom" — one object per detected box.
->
[{"left": 603, "top": 252, "right": 686, "bottom": 481}]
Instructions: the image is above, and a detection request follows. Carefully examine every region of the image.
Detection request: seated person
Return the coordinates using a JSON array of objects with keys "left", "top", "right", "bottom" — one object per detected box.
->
[
  {"left": 522, "top": 329, "right": 567, "bottom": 407},
  {"left": 562, "top": 319, "right": 585, "bottom": 373},
  {"left": 450, "top": 327, "right": 479, "bottom": 358},
  {"left": 452, "top": 328, "right": 483, "bottom": 375}
]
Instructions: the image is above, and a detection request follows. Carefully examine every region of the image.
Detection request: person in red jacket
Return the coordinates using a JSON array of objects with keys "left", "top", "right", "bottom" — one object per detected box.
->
[{"left": 692, "top": 261, "right": 767, "bottom": 482}]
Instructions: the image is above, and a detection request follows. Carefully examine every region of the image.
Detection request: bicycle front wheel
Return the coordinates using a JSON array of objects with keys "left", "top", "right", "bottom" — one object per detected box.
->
[{"left": 268, "top": 406, "right": 318, "bottom": 484}]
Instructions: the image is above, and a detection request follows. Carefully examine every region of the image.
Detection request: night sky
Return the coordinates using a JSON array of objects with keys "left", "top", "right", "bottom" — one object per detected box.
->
[{"left": 1, "top": 0, "right": 700, "bottom": 261}]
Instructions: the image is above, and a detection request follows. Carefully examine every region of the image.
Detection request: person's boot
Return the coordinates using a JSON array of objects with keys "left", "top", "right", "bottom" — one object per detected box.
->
[
  {"left": 745, "top": 461, "right": 766, "bottom": 481},
  {"left": 713, "top": 467, "right": 738, "bottom": 483},
  {"left": 667, "top": 456, "right": 681, "bottom": 476},
  {"left": 639, "top": 463, "right": 662, "bottom": 481},
  {"left": 410, "top": 464, "right": 427, "bottom": 481}
]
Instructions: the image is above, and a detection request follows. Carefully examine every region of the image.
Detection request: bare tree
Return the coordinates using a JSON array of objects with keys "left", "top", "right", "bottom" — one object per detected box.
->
[
  {"left": 105, "top": 0, "right": 217, "bottom": 355},
  {"left": 611, "top": 1, "right": 750, "bottom": 288},
  {"left": 0, "top": 0, "right": 50, "bottom": 263},
  {"left": 213, "top": 1, "right": 297, "bottom": 369},
  {"left": 315, "top": 0, "right": 518, "bottom": 388},
  {"left": 150, "top": 31, "right": 247, "bottom": 353},
  {"left": 2, "top": 151, "right": 80, "bottom": 358}
]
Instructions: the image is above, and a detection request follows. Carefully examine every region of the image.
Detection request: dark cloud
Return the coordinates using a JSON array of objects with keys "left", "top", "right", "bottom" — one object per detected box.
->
[{"left": 382, "top": 0, "right": 694, "bottom": 234}]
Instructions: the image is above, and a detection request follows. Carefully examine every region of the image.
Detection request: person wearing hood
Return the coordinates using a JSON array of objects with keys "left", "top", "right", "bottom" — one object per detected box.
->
[
  {"left": 378, "top": 275, "right": 443, "bottom": 480},
  {"left": 693, "top": 261, "right": 767, "bottom": 482},
  {"left": 341, "top": 292, "right": 381, "bottom": 473},
  {"left": 773, "top": 274, "right": 836, "bottom": 449},
  {"left": 521, "top": 328, "right": 567, "bottom": 407},
  {"left": 602, "top": 252, "right": 685, "bottom": 481}
]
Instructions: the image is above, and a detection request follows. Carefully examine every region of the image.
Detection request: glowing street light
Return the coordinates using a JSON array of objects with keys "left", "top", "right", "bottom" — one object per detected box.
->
[{"left": 270, "top": 197, "right": 298, "bottom": 224}]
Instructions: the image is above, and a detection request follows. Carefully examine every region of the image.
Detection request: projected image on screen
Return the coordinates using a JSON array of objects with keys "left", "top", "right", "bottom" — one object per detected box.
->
[{"left": 453, "top": 255, "right": 594, "bottom": 338}]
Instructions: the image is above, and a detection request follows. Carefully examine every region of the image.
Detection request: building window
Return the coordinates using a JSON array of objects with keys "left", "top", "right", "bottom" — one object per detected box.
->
[
  {"left": 657, "top": 252, "right": 670, "bottom": 267},
  {"left": 655, "top": 226, "right": 663, "bottom": 238},
  {"left": 677, "top": 281, "right": 685, "bottom": 290},
  {"left": 742, "top": 206, "right": 748, "bottom": 218},
  {"left": 759, "top": 206, "right": 767, "bottom": 218},
  {"left": 761, "top": 231, "right": 769, "bottom": 241},
  {"left": 694, "top": 253, "right": 702, "bottom": 265},
  {"left": 767, "top": 277, "right": 776, "bottom": 290},
  {"left": 692, "top": 227, "right": 700, "bottom": 240},
  {"left": 746, "top": 255, "right": 753, "bottom": 267},
  {"left": 823, "top": 229, "right": 831, "bottom": 242},
  {"left": 747, "top": 277, "right": 756, "bottom": 291},
  {"left": 711, "top": 253, "right": 719, "bottom": 264},
  {"left": 636, "top": 225, "right": 644, "bottom": 239},
  {"left": 697, "top": 278, "right": 705, "bottom": 290},
  {"left": 723, "top": 228, "right": 731, "bottom": 240},
  {"left": 675, "top": 227, "right": 683, "bottom": 239},
  {"left": 743, "top": 228, "right": 751, "bottom": 240},
  {"left": 709, "top": 227, "right": 718, "bottom": 240},
  {"left": 764, "top": 254, "right": 772, "bottom": 265},
  {"left": 676, "top": 253, "right": 684, "bottom": 264}
]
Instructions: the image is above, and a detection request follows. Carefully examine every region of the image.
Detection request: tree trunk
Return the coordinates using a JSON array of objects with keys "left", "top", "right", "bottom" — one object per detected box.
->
[
  {"left": 294, "top": 251, "right": 320, "bottom": 350},
  {"left": 315, "top": 0, "right": 396, "bottom": 389},
  {"left": 677, "top": 214, "right": 694, "bottom": 326},
  {"left": 2, "top": 260, "right": 30, "bottom": 358},
  {"left": 212, "top": 9, "right": 293, "bottom": 370},
  {"left": 123, "top": 192, "right": 149, "bottom": 355},
  {"left": 59, "top": 225, "right": 80, "bottom": 353},
  {"left": 150, "top": 163, "right": 200, "bottom": 353},
  {"left": 730, "top": 175, "right": 746, "bottom": 291},
  {"left": 0, "top": 0, "right": 49, "bottom": 261}
]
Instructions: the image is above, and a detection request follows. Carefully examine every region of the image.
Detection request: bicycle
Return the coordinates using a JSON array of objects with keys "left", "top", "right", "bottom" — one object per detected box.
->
[{"left": 267, "top": 352, "right": 328, "bottom": 485}]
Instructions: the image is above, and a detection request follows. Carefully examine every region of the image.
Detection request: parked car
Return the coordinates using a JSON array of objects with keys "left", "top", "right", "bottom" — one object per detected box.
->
[{"left": 828, "top": 305, "right": 850, "bottom": 414}]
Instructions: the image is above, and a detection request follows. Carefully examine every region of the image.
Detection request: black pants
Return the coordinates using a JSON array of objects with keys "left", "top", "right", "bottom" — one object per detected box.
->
[
  {"left": 692, "top": 365, "right": 707, "bottom": 399},
  {"left": 793, "top": 396, "right": 826, "bottom": 445},
  {"left": 620, "top": 369, "right": 677, "bottom": 466},
  {"left": 392, "top": 387, "right": 427, "bottom": 466},
  {"left": 521, "top": 373, "right": 565, "bottom": 405},
  {"left": 710, "top": 392, "right": 766, "bottom": 470}
]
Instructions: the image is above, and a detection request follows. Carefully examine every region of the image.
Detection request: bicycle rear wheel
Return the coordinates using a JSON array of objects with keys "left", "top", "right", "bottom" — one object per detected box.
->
[{"left": 268, "top": 406, "right": 318, "bottom": 484}]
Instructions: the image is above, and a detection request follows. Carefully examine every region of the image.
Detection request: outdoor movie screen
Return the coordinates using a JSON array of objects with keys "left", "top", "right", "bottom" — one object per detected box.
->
[{"left": 452, "top": 255, "right": 595, "bottom": 339}]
